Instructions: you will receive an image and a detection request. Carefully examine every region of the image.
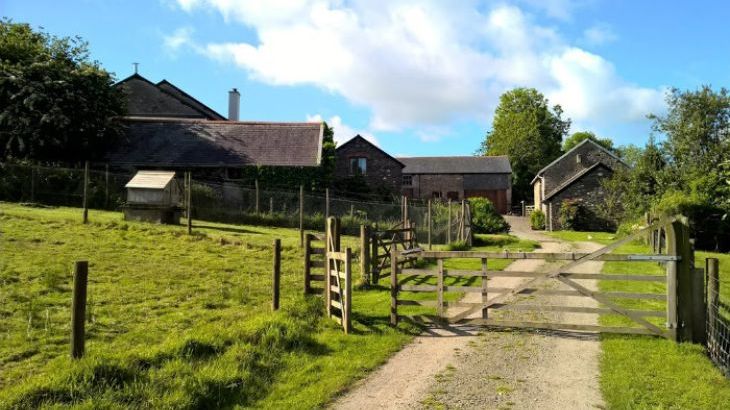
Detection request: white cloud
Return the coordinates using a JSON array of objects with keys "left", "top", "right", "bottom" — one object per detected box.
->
[
  {"left": 163, "top": 26, "right": 195, "bottom": 55},
  {"left": 582, "top": 23, "right": 618, "bottom": 46},
  {"left": 305, "top": 114, "right": 379, "bottom": 146},
  {"left": 177, "top": 0, "right": 665, "bottom": 135}
]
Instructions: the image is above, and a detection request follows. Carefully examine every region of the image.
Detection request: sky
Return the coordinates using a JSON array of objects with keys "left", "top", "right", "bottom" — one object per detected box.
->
[{"left": 4, "top": 0, "right": 730, "bottom": 156}]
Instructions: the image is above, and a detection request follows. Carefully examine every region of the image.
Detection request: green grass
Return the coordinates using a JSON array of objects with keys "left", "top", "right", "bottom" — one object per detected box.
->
[
  {"left": 0, "top": 203, "right": 423, "bottom": 408},
  {"left": 552, "top": 229, "right": 730, "bottom": 409}
]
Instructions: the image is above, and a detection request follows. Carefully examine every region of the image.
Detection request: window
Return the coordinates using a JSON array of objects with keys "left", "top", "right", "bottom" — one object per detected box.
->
[
  {"left": 349, "top": 157, "right": 367, "bottom": 175},
  {"left": 446, "top": 191, "right": 459, "bottom": 200},
  {"left": 432, "top": 191, "right": 442, "bottom": 199},
  {"left": 402, "top": 175, "right": 413, "bottom": 186}
]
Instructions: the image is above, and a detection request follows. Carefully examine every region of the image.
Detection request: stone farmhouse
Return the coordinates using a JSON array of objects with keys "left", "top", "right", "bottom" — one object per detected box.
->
[
  {"left": 333, "top": 135, "right": 405, "bottom": 195},
  {"left": 108, "top": 74, "right": 324, "bottom": 180},
  {"left": 532, "top": 138, "right": 628, "bottom": 230}
]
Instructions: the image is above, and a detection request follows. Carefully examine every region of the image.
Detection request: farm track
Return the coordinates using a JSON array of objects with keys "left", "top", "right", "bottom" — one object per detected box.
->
[{"left": 330, "top": 216, "right": 605, "bottom": 409}]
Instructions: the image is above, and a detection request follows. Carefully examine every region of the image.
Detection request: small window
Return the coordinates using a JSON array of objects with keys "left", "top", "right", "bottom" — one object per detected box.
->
[
  {"left": 349, "top": 157, "right": 367, "bottom": 175},
  {"left": 402, "top": 175, "right": 412, "bottom": 186},
  {"left": 576, "top": 154, "right": 583, "bottom": 164},
  {"left": 447, "top": 191, "right": 459, "bottom": 200},
  {"left": 432, "top": 191, "right": 442, "bottom": 199}
]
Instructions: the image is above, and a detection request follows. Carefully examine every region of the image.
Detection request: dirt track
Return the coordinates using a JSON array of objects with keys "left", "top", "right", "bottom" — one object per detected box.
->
[{"left": 331, "top": 217, "right": 605, "bottom": 409}]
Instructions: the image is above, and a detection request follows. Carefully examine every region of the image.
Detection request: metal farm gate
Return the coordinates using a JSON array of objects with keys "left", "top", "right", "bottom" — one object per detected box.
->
[{"left": 389, "top": 216, "right": 706, "bottom": 342}]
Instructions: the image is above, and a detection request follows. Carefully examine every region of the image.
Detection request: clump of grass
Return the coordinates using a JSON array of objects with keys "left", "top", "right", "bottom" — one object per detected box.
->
[{"left": 445, "top": 240, "right": 470, "bottom": 251}]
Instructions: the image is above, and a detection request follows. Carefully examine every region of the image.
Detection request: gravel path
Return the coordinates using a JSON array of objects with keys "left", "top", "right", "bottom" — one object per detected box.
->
[{"left": 331, "top": 217, "right": 606, "bottom": 409}]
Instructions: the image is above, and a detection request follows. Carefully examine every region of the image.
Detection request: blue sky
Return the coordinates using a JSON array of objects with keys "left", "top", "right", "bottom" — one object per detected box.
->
[{"left": 5, "top": 0, "right": 730, "bottom": 156}]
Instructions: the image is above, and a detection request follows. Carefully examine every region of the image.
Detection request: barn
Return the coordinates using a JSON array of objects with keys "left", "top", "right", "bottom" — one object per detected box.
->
[{"left": 398, "top": 156, "right": 512, "bottom": 214}]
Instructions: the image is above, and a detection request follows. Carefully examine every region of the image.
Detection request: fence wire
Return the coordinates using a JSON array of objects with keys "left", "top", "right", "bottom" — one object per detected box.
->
[
  {"left": 707, "top": 282, "right": 730, "bottom": 377},
  {"left": 0, "top": 162, "right": 465, "bottom": 244}
]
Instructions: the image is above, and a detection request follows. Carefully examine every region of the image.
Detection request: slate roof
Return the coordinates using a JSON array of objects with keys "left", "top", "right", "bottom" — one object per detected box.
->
[
  {"left": 125, "top": 171, "right": 176, "bottom": 189},
  {"left": 109, "top": 117, "right": 324, "bottom": 167},
  {"left": 530, "top": 138, "right": 627, "bottom": 184},
  {"left": 397, "top": 156, "right": 512, "bottom": 174},
  {"left": 115, "top": 74, "right": 225, "bottom": 120},
  {"left": 542, "top": 162, "right": 612, "bottom": 201}
]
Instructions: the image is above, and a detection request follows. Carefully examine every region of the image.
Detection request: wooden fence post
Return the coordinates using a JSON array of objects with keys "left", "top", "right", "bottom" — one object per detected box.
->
[
  {"left": 460, "top": 200, "right": 466, "bottom": 241},
  {"left": 299, "top": 185, "right": 304, "bottom": 248},
  {"left": 325, "top": 188, "right": 330, "bottom": 220},
  {"left": 447, "top": 199, "right": 452, "bottom": 243},
  {"left": 481, "top": 258, "right": 488, "bottom": 319},
  {"left": 344, "top": 247, "right": 352, "bottom": 334},
  {"left": 104, "top": 164, "right": 109, "bottom": 209},
  {"left": 666, "top": 217, "right": 694, "bottom": 342},
  {"left": 437, "top": 258, "right": 444, "bottom": 319},
  {"left": 371, "top": 230, "right": 379, "bottom": 283},
  {"left": 360, "top": 225, "right": 370, "bottom": 286},
  {"left": 521, "top": 200, "right": 525, "bottom": 217},
  {"left": 304, "top": 234, "right": 312, "bottom": 295},
  {"left": 707, "top": 258, "right": 719, "bottom": 340},
  {"left": 30, "top": 165, "right": 36, "bottom": 202},
  {"left": 71, "top": 261, "right": 88, "bottom": 359},
  {"left": 390, "top": 248, "right": 398, "bottom": 326},
  {"left": 186, "top": 172, "right": 192, "bottom": 235},
  {"left": 350, "top": 204, "right": 354, "bottom": 218},
  {"left": 82, "top": 161, "right": 89, "bottom": 224},
  {"left": 269, "top": 197, "right": 273, "bottom": 215},
  {"left": 255, "top": 179, "right": 260, "bottom": 214},
  {"left": 427, "top": 199, "right": 432, "bottom": 250},
  {"left": 272, "top": 239, "right": 281, "bottom": 310}
]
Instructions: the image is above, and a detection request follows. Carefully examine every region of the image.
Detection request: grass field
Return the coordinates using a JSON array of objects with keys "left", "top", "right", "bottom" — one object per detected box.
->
[
  {"left": 0, "top": 203, "right": 531, "bottom": 408},
  {"left": 547, "top": 230, "right": 730, "bottom": 408}
]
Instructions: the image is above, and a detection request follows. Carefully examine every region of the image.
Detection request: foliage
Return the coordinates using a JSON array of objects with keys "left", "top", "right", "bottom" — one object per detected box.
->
[
  {"left": 468, "top": 197, "right": 509, "bottom": 234},
  {"left": 562, "top": 131, "right": 614, "bottom": 152},
  {"left": 530, "top": 209, "right": 546, "bottom": 230},
  {"left": 478, "top": 88, "right": 570, "bottom": 201},
  {"left": 0, "top": 20, "right": 125, "bottom": 163},
  {"left": 558, "top": 199, "right": 585, "bottom": 230},
  {"left": 445, "top": 240, "right": 470, "bottom": 251}
]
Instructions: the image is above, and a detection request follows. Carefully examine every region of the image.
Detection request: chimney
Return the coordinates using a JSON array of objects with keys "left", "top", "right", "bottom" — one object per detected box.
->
[{"left": 228, "top": 88, "right": 240, "bottom": 121}]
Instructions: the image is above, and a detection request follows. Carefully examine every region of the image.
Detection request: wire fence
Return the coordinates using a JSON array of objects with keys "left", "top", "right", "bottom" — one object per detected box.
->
[
  {"left": 707, "top": 257, "right": 730, "bottom": 377},
  {"left": 0, "top": 162, "right": 466, "bottom": 244}
]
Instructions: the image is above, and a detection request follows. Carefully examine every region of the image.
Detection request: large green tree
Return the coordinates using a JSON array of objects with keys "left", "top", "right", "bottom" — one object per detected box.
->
[
  {"left": 0, "top": 20, "right": 125, "bottom": 163},
  {"left": 479, "top": 88, "right": 570, "bottom": 201},
  {"left": 562, "top": 130, "right": 614, "bottom": 152}
]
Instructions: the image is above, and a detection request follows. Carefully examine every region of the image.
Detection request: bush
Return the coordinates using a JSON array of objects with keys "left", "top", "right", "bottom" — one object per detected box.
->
[
  {"left": 559, "top": 199, "right": 587, "bottom": 230},
  {"left": 530, "top": 209, "right": 546, "bottom": 230},
  {"left": 468, "top": 197, "right": 509, "bottom": 234},
  {"left": 445, "top": 240, "right": 470, "bottom": 251},
  {"left": 653, "top": 190, "right": 730, "bottom": 252}
]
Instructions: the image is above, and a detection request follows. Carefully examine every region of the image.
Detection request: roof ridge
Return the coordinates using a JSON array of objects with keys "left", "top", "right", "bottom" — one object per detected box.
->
[
  {"left": 155, "top": 79, "right": 226, "bottom": 120},
  {"left": 121, "top": 116, "right": 321, "bottom": 126}
]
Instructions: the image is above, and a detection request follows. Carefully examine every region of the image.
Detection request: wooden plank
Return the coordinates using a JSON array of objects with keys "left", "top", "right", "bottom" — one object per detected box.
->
[
  {"left": 443, "top": 301, "right": 482, "bottom": 308},
  {"left": 437, "top": 259, "right": 444, "bottom": 318},
  {"left": 310, "top": 248, "right": 326, "bottom": 255},
  {"left": 444, "top": 286, "right": 485, "bottom": 292},
  {"left": 331, "top": 299, "right": 343, "bottom": 310},
  {"left": 398, "top": 300, "right": 438, "bottom": 307},
  {"left": 309, "top": 274, "right": 325, "bottom": 282},
  {"left": 481, "top": 258, "right": 488, "bottom": 320},
  {"left": 489, "top": 304, "right": 665, "bottom": 317},
  {"left": 565, "top": 273, "right": 665, "bottom": 282},
  {"left": 303, "top": 234, "right": 311, "bottom": 295},
  {"left": 71, "top": 261, "right": 88, "bottom": 358},
  {"left": 417, "top": 251, "right": 680, "bottom": 261},
  {"left": 329, "top": 269, "right": 347, "bottom": 280},
  {"left": 328, "top": 251, "right": 348, "bottom": 261},
  {"left": 309, "top": 260, "right": 325, "bottom": 269},
  {"left": 390, "top": 249, "right": 398, "bottom": 326},
  {"left": 484, "top": 288, "right": 667, "bottom": 300},
  {"left": 272, "top": 239, "right": 281, "bottom": 311},
  {"left": 344, "top": 247, "right": 352, "bottom": 335},
  {"left": 399, "top": 284, "right": 438, "bottom": 292},
  {"left": 308, "top": 287, "right": 324, "bottom": 295},
  {"left": 458, "top": 319, "right": 663, "bottom": 336}
]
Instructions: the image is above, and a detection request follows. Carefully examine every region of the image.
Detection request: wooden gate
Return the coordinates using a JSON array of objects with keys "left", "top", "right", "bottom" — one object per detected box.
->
[
  {"left": 389, "top": 216, "right": 706, "bottom": 342},
  {"left": 370, "top": 221, "right": 421, "bottom": 283},
  {"left": 303, "top": 233, "right": 326, "bottom": 295},
  {"left": 325, "top": 217, "right": 352, "bottom": 333}
]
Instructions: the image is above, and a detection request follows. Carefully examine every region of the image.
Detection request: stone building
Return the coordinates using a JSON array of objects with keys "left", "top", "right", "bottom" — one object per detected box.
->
[
  {"left": 398, "top": 156, "right": 512, "bottom": 214},
  {"left": 334, "top": 135, "right": 404, "bottom": 194},
  {"left": 531, "top": 138, "right": 628, "bottom": 231}
]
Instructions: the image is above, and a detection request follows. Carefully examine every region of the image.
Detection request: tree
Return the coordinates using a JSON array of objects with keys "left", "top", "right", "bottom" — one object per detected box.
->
[
  {"left": 479, "top": 88, "right": 570, "bottom": 201},
  {"left": 0, "top": 20, "right": 125, "bottom": 163},
  {"left": 562, "top": 131, "right": 614, "bottom": 152}
]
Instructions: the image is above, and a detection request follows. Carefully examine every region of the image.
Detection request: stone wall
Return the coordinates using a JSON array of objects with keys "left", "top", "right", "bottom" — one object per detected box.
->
[
  {"left": 545, "top": 164, "right": 615, "bottom": 231},
  {"left": 334, "top": 137, "right": 403, "bottom": 193},
  {"left": 408, "top": 174, "right": 464, "bottom": 199}
]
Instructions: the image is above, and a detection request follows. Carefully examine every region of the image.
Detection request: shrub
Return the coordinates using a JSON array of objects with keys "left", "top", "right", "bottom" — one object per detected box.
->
[
  {"left": 530, "top": 209, "right": 546, "bottom": 230},
  {"left": 445, "top": 240, "right": 470, "bottom": 251},
  {"left": 653, "top": 190, "right": 730, "bottom": 252},
  {"left": 468, "top": 197, "right": 509, "bottom": 234},
  {"left": 559, "top": 199, "right": 587, "bottom": 230}
]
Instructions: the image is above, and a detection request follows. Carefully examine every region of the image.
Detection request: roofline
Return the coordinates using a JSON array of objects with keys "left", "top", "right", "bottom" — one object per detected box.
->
[
  {"left": 530, "top": 138, "right": 627, "bottom": 185},
  {"left": 337, "top": 135, "right": 405, "bottom": 168},
  {"left": 109, "top": 161, "right": 322, "bottom": 168},
  {"left": 121, "top": 116, "right": 321, "bottom": 126},
  {"left": 403, "top": 172, "right": 513, "bottom": 175},
  {"left": 397, "top": 155, "right": 510, "bottom": 160},
  {"left": 542, "top": 162, "right": 611, "bottom": 201},
  {"left": 156, "top": 79, "right": 226, "bottom": 120}
]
